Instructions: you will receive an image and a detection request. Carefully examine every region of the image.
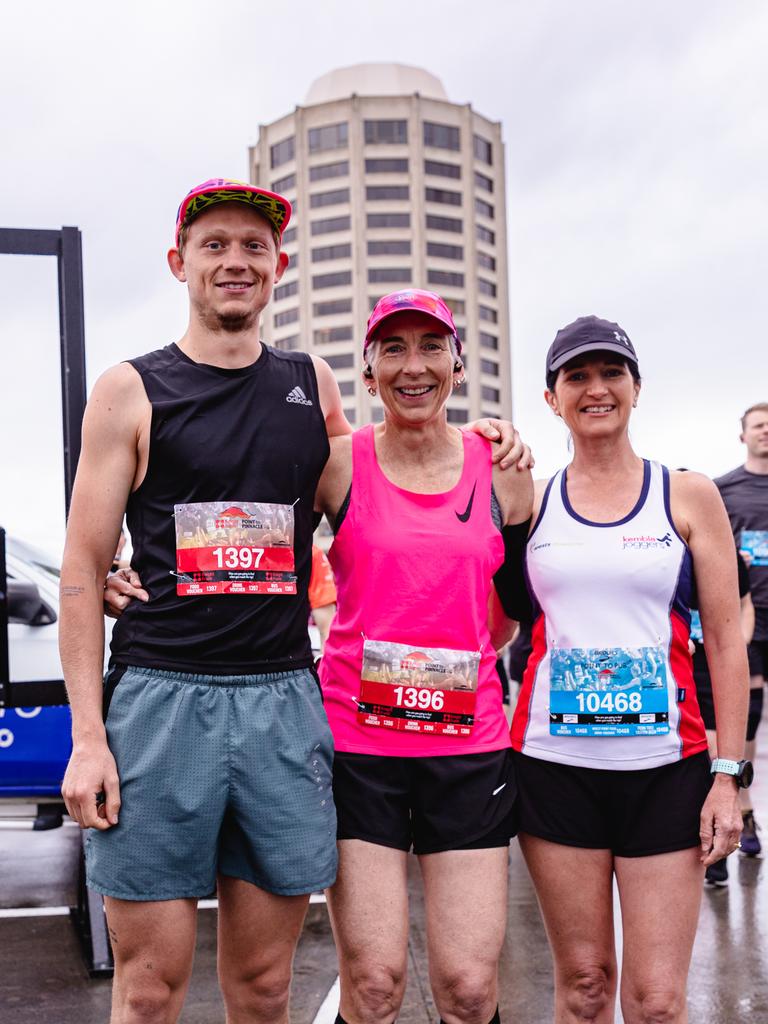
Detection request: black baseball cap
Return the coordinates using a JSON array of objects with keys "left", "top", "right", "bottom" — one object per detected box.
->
[{"left": 546, "top": 315, "right": 639, "bottom": 376}]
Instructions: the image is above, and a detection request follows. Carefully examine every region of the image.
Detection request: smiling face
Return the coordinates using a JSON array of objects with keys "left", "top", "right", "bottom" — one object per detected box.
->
[
  {"left": 168, "top": 202, "right": 288, "bottom": 333},
  {"left": 365, "top": 310, "right": 462, "bottom": 427},
  {"left": 545, "top": 352, "right": 641, "bottom": 439},
  {"left": 741, "top": 407, "right": 768, "bottom": 461}
]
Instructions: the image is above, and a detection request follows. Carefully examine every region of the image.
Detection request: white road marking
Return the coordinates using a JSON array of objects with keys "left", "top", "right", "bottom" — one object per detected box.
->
[
  {"left": 0, "top": 892, "right": 327, "bottom": 919},
  {"left": 312, "top": 975, "right": 340, "bottom": 1024}
]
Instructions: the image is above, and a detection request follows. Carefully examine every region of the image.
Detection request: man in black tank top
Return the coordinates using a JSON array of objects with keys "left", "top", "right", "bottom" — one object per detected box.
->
[{"left": 58, "top": 180, "right": 351, "bottom": 1023}]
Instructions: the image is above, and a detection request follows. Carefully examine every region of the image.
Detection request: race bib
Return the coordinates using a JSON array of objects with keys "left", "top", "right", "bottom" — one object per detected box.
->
[
  {"left": 173, "top": 501, "right": 297, "bottom": 596},
  {"left": 358, "top": 639, "right": 480, "bottom": 737},
  {"left": 549, "top": 645, "right": 670, "bottom": 737},
  {"left": 689, "top": 609, "right": 703, "bottom": 644},
  {"left": 741, "top": 530, "right": 768, "bottom": 567}
]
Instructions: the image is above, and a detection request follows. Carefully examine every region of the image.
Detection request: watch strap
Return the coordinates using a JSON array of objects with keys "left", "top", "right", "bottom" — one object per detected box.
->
[{"left": 710, "top": 758, "right": 740, "bottom": 776}]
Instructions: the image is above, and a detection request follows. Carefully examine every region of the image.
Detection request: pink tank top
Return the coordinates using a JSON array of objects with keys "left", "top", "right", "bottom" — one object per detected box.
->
[{"left": 320, "top": 425, "right": 510, "bottom": 756}]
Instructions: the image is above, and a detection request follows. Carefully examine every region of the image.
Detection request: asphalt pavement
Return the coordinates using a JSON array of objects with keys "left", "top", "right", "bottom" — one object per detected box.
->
[{"left": 1, "top": 740, "right": 766, "bottom": 1023}]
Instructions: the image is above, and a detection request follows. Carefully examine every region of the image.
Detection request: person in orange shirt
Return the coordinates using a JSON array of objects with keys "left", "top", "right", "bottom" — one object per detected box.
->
[{"left": 309, "top": 544, "right": 337, "bottom": 652}]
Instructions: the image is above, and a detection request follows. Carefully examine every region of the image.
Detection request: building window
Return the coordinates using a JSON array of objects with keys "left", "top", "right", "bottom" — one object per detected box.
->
[
  {"left": 272, "top": 172, "right": 296, "bottom": 193},
  {"left": 312, "top": 270, "right": 352, "bottom": 290},
  {"left": 424, "top": 159, "right": 461, "bottom": 179},
  {"left": 473, "top": 134, "right": 493, "bottom": 165},
  {"left": 312, "top": 242, "right": 352, "bottom": 262},
  {"left": 274, "top": 308, "right": 299, "bottom": 327},
  {"left": 309, "top": 160, "right": 349, "bottom": 181},
  {"left": 367, "top": 212, "right": 411, "bottom": 229},
  {"left": 282, "top": 227, "right": 297, "bottom": 245},
  {"left": 324, "top": 352, "right": 355, "bottom": 369},
  {"left": 475, "top": 198, "right": 494, "bottom": 220},
  {"left": 313, "top": 299, "right": 353, "bottom": 317},
  {"left": 476, "top": 224, "right": 495, "bottom": 245},
  {"left": 477, "top": 251, "right": 496, "bottom": 271},
  {"left": 368, "top": 239, "right": 411, "bottom": 256},
  {"left": 478, "top": 278, "right": 497, "bottom": 298},
  {"left": 371, "top": 407, "right": 385, "bottom": 423},
  {"left": 447, "top": 408, "right": 469, "bottom": 424},
  {"left": 428, "top": 269, "right": 464, "bottom": 288},
  {"left": 343, "top": 407, "right": 357, "bottom": 424},
  {"left": 446, "top": 298, "right": 466, "bottom": 316},
  {"left": 274, "top": 279, "right": 298, "bottom": 302},
  {"left": 310, "top": 188, "right": 350, "bottom": 209},
  {"left": 480, "top": 332, "right": 498, "bottom": 351},
  {"left": 481, "top": 385, "right": 500, "bottom": 403},
  {"left": 479, "top": 305, "right": 498, "bottom": 323},
  {"left": 311, "top": 215, "right": 351, "bottom": 236},
  {"left": 427, "top": 241, "right": 463, "bottom": 261},
  {"left": 426, "top": 187, "right": 462, "bottom": 206},
  {"left": 426, "top": 214, "right": 462, "bottom": 234},
  {"left": 283, "top": 251, "right": 298, "bottom": 269},
  {"left": 474, "top": 171, "right": 493, "bottom": 193},
  {"left": 364, "top": 120, "right": 408, "bottom": 145},
  {"left": 314, "top": 325, "right": 354, "bottom": 344},
  {"left": 368, "top": 267, "right": 412, "bottom": 284},
  {"left": 270, "top": 136, "right": 295, "bottom": 168},
  {"left": 273, "top": 335, "right": 299, "bottom": 351},
  {"left": 367, "top": 185, "right": 410, "bottom": 201},
  {"left": 338, "top": 380, "right": 356, "bottom": 396},
  {"left": 481, "top": 358, "right": 499, "bottom": 376},
  {"left": 456, "top": 326, "right": 466, "bottom": 345},
  {"left": 366, "top": 157, "right": 409, "bottom": 173},
  {"left": 308, "top": 122, "right": 348, "bottom": 153},
  {"left": 423, "top": 121, "right": 461, "bottom": 151}
]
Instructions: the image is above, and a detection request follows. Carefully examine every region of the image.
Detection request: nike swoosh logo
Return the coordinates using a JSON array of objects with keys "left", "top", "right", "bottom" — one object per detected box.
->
[
  {"left": 456, "top": 482, "right": 477, "bottom": 523},
  {"left": 492, "top": 783, "right": 506, "bottom": 796}
]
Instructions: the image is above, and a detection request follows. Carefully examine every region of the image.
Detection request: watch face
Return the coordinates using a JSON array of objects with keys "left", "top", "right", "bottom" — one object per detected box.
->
[{"left": 739, "top": 761, "right": 755, "bottom": 789}]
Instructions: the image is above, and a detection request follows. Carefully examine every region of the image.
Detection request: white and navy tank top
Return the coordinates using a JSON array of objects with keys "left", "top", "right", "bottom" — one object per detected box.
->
[{"left": 511, "top": 460, "right": 707, "bottom": 770}]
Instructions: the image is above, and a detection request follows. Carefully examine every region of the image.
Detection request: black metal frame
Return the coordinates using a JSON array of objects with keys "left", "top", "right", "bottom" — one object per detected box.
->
[
  {"left": 0, "top": 226, "right": 85, "bottom": 711},
  {"left": 0, "top": 226, "right": 112, "bottom": 976}
]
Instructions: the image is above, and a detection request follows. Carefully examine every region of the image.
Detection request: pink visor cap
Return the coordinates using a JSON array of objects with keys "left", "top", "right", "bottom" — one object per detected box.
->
[
  {"left": 364, "top": 289, "right": 461, "bottom": 357},
  {"left": 174, "top": 179, "right": 292, "bottom": 248}
]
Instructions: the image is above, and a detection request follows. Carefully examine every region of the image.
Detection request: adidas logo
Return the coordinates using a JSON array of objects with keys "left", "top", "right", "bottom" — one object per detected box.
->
[{"left": 286, "top": 386, "right": 313, "bottom": 406}]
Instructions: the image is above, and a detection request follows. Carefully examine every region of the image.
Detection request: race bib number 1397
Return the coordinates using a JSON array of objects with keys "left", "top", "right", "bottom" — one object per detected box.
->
[{"left": 173, "top": 501, "right": 296, "bottom": 596}]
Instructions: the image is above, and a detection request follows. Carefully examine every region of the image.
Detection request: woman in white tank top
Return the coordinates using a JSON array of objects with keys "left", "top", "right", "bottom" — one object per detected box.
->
[{"left": 510, "top": 316, "right": 749, "bottom": 1023}]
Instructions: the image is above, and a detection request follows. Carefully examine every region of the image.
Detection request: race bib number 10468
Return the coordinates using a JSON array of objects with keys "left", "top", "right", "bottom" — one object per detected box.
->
[{"left": 173, "top": 501, "right": 297, "bottom": 596}]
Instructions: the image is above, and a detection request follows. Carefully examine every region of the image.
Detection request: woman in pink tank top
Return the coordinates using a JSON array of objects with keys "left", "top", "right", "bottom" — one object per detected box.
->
[{"left": 315, "top": 290, "right": 533, "bottom": 1024}]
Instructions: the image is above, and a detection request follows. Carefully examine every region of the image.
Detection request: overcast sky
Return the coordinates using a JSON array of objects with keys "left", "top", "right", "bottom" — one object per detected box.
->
[{"left": 1, "top": 0, "right": 766, "bottom": 552}]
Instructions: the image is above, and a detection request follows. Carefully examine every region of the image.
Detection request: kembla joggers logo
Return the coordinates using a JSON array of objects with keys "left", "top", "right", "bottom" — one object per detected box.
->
[{"left": 622, "top": 533, "right": 672, "bottom": 550}]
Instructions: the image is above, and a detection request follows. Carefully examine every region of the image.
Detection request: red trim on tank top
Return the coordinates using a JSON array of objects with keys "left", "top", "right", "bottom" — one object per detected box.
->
[{"left": 510, "top": 613, "right": 547, "bottom": 751}]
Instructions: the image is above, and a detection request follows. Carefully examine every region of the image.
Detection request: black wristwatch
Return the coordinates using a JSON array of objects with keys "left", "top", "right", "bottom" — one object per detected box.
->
[{"left": 710, "top": 758, "right": 754, "bottom": 789}]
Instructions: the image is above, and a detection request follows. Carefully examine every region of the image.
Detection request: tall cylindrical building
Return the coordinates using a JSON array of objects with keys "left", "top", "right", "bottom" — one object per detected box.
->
[{"left": 249, "top": 63, "right": 511, "bottom": 425}]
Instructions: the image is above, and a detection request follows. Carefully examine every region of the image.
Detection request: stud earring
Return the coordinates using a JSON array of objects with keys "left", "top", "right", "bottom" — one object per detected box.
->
[{"left": 453, "top": 376, "right": 466, "bottom": 389}]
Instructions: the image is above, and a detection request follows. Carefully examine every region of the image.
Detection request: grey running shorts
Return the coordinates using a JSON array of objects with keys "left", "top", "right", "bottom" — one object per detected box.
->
[{"left": 85, "top": 665, "right": 337, "bottom": 901}]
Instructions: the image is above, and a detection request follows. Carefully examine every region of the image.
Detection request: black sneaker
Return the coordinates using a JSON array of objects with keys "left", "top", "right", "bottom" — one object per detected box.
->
[
  {"left": 740, "top": 811, "right": 761, "bottom": 857},
  {"left": 705, "top": 858, "right": 729, "bottom": 886}
]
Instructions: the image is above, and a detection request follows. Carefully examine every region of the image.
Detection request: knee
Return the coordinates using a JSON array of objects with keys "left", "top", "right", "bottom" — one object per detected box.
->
[
  {"left": 435, "top": 970, "right": 495, "bottom": 1023},
  {"left": 345, "top": 960, "right": 406, "bottom": 1022},
  {"left": 628, "top": 986, "right": 686, "bottom": 1024},
  {"left": 220, "top": 963, "right": 292, "bottom": 1021},
  {"left": 119, "top": 982, "right": 175, "bottom": 1023},
  {"left": 561, "top": 963, "right": 614, "bottom": 1021}
]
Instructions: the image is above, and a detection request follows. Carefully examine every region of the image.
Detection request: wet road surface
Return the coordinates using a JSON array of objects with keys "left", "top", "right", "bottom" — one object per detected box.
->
[{"left": 1, "top": 742, "right": 766, "bottom": 1023}]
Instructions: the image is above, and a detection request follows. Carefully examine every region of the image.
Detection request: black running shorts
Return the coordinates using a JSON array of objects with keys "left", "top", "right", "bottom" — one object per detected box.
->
[
  {"left": 513, "top": 750, "right": 712, "bottom": 857},
  {"left": 333, "top": 749, "right": 517, "bottom": 854}
]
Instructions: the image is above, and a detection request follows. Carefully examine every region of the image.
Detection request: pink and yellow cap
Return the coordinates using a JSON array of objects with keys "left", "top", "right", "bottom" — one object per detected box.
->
[
  {"left": 174, "top": 178, "right": 292, "bottom": 247},
  {"left": 364, "top": 289, "right": 461, "bottom": 356}
]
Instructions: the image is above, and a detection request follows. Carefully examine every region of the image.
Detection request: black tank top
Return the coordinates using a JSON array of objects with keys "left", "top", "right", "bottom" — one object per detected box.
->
[{"left": 110, "top": 342, "right": 329, "bottom": 673}]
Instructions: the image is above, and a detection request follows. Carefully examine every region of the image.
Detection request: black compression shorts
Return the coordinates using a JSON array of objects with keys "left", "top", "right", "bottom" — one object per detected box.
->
[
  {"left": 513, "top": 750, "right": 712, "bottom": 857},
  {"left": 333, "top": 749, "right": 517, "bottom": 854}
]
